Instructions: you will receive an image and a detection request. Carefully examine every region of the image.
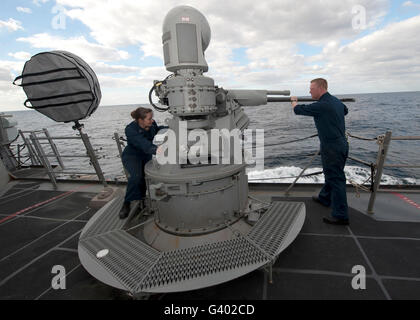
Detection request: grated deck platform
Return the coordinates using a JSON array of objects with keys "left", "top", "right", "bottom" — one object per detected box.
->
[{"left": 78, "top": 201, "right": 305, "bottom": 293}]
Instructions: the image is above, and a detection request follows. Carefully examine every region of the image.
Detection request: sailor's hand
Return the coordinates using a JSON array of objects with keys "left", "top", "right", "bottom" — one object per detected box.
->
[
  {"left": 291, "top": 96, "right": 298, "bottom": 108},
  {"left": 156, "top": 145, "right": 163, "bottom": 155}
]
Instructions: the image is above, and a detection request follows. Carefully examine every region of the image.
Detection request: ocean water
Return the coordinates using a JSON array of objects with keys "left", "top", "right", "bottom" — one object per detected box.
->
[{"left": 7, "top": 91, "right": 420, "bottom": 185}]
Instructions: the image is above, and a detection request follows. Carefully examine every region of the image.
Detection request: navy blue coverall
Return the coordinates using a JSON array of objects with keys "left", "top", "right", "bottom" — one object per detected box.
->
[
  {"left": 122, "top": 120, "right": 166, "bottom": 203},
  {"left": 294, "top": 92, "right": 349, "bottom": 220}
]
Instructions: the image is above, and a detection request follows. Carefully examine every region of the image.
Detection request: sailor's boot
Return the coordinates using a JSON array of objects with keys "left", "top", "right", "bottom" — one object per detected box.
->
[{"left": 119, "top": 201, "right": 130, "bottom": 219}]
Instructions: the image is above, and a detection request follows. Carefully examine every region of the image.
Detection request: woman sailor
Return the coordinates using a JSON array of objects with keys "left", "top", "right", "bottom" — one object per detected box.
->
[{"left": 119, "top": 107, "right": 166, "bottom": 219}]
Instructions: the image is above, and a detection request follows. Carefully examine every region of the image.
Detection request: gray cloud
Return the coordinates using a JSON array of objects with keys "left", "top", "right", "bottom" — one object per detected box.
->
[
  {"left": 2, "top": 0, "right": 419, "bottom": 109},
  {"left": 90, "top": 62, "right": 141, "bottom": 74},
  {"left": 57, "top": 0, "right": 388, "bottom": 57},
  {"left": 17, "top": 33, "right": 130, "bottom": 63}
]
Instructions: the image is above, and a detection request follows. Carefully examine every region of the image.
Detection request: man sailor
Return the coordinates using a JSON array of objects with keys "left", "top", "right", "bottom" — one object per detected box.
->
[{"left": 291, "top": 78, "right": 349, "bottom": 225}]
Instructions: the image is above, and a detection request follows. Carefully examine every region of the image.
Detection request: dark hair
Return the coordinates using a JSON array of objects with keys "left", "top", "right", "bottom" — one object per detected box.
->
[
  {"left": 131, "top": 107, "right": 153, "bottom": 120},
  {"left": 311, "top": 78, "right": 328, "bottom": 90}
]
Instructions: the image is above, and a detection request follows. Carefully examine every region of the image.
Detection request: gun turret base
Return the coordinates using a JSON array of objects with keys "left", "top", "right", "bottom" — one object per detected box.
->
[{"left": 78, "top": 193, "right": 305, "bottom": 294}]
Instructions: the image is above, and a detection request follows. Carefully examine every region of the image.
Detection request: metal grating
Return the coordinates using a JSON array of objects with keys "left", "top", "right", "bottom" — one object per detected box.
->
[
  {"left": 139, "top": 236, "right": 267, "bottom": 291},
  {"left": 248, "top": 201, "right": 303, "bottom": 257},
  {"left": 80, "top": 229, "right": 161, "bottom": 292},
  {"left": 81, "top": 195, "right": 125, "bottom": 239},
  {"left": 78, "top": 200, "right": 305, "bottom": 293}
]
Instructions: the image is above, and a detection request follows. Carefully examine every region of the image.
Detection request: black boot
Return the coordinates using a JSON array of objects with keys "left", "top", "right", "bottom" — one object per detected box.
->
[{"left": 119, "top": 201, "right": 130, "bottom": 219}]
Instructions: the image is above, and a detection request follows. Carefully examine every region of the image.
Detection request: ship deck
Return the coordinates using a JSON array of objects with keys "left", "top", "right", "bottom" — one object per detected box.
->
[{"left": 1, "top": 176, "right": 420, "bottom": 300}]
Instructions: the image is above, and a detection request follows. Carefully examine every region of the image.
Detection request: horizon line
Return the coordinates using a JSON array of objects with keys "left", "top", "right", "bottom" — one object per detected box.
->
[{"left": 2, "top": 90, "right": 420, "bottom": 112}]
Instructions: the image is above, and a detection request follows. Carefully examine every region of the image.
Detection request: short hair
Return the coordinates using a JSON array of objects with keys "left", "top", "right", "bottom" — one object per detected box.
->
[
  {"left": 311, "top": 78, "right": 328, "bottom": 90},
  {"left": 131, "top": 107, "right": 153, "bottom": 120}
]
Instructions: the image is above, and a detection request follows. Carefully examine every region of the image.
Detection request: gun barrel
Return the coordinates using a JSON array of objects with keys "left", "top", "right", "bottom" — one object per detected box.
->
[
  {"left": 267, "top": 97, "right": 356, "bottom": 103},
  {"left": 267, "top": 90, "right": 290, "bottom": 96},
  {"left": 228, "top": 89, "right": 292, "bottom": 106}
]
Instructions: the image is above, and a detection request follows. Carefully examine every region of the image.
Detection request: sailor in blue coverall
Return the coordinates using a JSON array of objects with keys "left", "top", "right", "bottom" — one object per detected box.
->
[
  {"left": 291, "top": 78, "right": 349, "bottom": 225},
  {"left": 119, "top": 107, "right": 167, "bottom": 219}
]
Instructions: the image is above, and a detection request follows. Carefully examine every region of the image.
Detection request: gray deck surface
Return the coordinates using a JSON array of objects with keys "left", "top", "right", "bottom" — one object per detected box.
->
[{"left": 0, "top": 180, "right": 419, "bottom": 300}]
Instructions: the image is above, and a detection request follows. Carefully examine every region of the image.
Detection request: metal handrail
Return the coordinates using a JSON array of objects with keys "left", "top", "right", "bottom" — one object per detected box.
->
[
  {"left": 31, "top": 136, "right": 82, "bottom": 140},
  {"left": 344, "top": 131, "right": 419, "bottom": 213},
  {"left": 113, "top": 132, "right": 129, "bottom": 180},
  {"left": 43, "top": 154, "right": 89, "bottom": 158},
  {"left": 284, "top": 150, "right": 320, "bottom": 195},
  {"left": 15, "top": 129, "right": 107, "bottom": 188}
]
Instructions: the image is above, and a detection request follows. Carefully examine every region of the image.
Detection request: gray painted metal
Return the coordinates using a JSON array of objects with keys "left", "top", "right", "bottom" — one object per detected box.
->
[
  {"left": 228, "top": 89, "right": 290, "bottom": 106},
  {"left": 165, "top": 74, "right": 216, "bottom": 116},
  {"left": 19, "top": 129, "right": 107, "bottom": 187},
  {"left": 80, "top": 191, "right": 127, "bottom": 240},
  {"left": 0, "top": 144, "right": 18, "bottom": 172},
  {"left": 248, "top": 201, "right": 303, "bottom": 257},
  {"left": 0, "top": 114, "right": 19, "bottom": 171},
  {"left": 368, "top": 131, "right": 392, "bottom": 214},
  {"left": 79, "top": 230, "right": 160, "bottom": 291},
  {"left": 0, "top": 113, "right": 18, "bottom": 145},
  {"left": 285, "top": 150, "right": 320, "bottom": 195},
  {"left": 79, "top": 130, "right": 107, "bottom": 187},
  {"left": 42, "top": 128, "right": 65, "bottom": 169},
  {"left": 162, "top": 6, "right": 210, "bottom": 72},
  {"left": 114, "top": 132, "right": 129, "bottom": 180},
  {"left": 78, "top": 201, "right": 305, "bottom": 293},
  {"left": 146, "top": 163, "right": 248, "bottom": 235},
  {"left": 30, "top": 132, "right": 57, "bottom": 189},
  {"left": 79, "top": 5, "right": 306, "bottom": 294},
  {"left": 18, "top": 130, "right": 40, "bottom": 166},
  {"left": 0, "top": 157, "right": 10, "bottom": 191}
]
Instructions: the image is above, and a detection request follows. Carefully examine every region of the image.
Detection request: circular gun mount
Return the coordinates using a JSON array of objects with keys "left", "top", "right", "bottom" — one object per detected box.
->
[{"left": 79, "top": 5, "right": 305, "bottom": 296}]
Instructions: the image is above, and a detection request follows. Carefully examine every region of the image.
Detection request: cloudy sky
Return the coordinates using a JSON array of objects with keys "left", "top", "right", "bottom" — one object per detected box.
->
[{"left": 0, "top": 0, "right": 419, "bottom": 111}]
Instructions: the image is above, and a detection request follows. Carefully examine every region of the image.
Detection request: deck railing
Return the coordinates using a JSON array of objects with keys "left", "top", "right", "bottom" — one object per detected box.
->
[
  {"left": 271, "top": 131, "right": 420, "bottom": 214},
  {"left": 15, "top": 128, "right": 107, "bottom": 189},
  {"left": 10, "top": 126, "right": 420, "bottom": 214},
  {"left": 351, "top": 131, "right": 420, "bottom": 213}
]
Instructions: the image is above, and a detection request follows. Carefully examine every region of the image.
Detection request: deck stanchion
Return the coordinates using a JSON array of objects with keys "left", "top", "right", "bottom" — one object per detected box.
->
[
  {"left": 19, "top": 130, "right": 41, "bottom": 166},
  {"left": 30, "top": 132, "right": 57, "bottom": 189},
  {"left": 43, "top": 128, "right": 65, "bottom": 170},
  {"left": 284, "top": 150, "right": 320, "bottom": 195},
  {"left": 79, "top": 131, "right": 108, "bottom": 187},
  {"left": 114, "top": 132, "right": 129, "bottom": 180},
  {"left": 367, "top": 131, "right": 392, "bottom": 214},
  {"left": 16, "top": 127, "right": 109, "bottom": 185}
]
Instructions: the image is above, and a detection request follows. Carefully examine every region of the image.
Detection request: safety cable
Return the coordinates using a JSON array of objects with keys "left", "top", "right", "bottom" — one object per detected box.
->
[
  {"left": 248, "top": 170, "right": 324, "bottom": 181},
  {"left": 346, "top": 132, "right": 378, "bottom": 141},
  {"left": 251, "top": 133, "right": 318, "bottom": 149}
]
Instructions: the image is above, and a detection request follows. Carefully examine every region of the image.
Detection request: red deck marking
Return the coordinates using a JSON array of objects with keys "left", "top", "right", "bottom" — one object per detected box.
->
[
  {"left": 390, "top": 192, "right": 420, "bottom": 210},
  {"left": 0, "top": 184, "right": 94, "bottom": 225}
]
